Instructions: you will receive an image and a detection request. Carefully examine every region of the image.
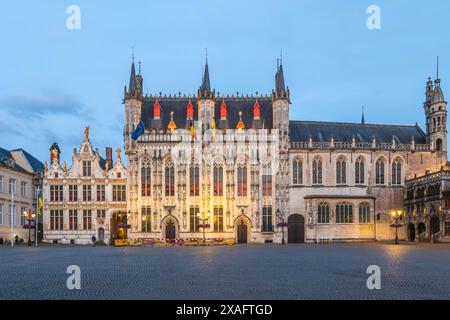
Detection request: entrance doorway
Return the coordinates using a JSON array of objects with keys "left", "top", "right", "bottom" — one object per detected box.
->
[
  {"left": 408, "top": 223, "right": 415, "bottom": 241},
  {"left": 98, "top": 228, "right": 105, "bottom": 243},
  {"left": 165, "top": 220, "right": 176, "bottom": 240},
  {"left": 288, "top": 214, "right": 305, "bottom": 243},
  {"left": 237, "top": 220, "right": 248, "bottom": 244},
  {"left": 430, "top": 215, "right": 440, "bottom": 236}
]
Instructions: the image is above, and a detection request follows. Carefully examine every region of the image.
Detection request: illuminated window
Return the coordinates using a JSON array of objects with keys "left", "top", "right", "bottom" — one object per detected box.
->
[
  {"left": 213, "top": 164, "right": 223, "bottom": 196},
  {"left": 213, "top": 206, "right": 224, "bottom": 232},
  {"left": 141, "top": 159, "right": 151, "bottom": 197},
  {"left": 165, "top": 160, "right": 175, "bottom": 196},
  {"left": 237, "top": 166, "right": 247, "bottom": 197},
  {"left": 141, "top": 206, "right": 151, "bottom": 232},
  {"left": 190, "top": 165, "right": 200, "bottom": 196},
  {"left": 190, "top": 206, "right": 200, "bottom": 232}
]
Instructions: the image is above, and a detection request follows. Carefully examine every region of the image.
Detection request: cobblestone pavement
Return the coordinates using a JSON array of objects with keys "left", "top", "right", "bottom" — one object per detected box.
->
[{"left": 1, "top": 242, "right": 450, "bottom": 300}]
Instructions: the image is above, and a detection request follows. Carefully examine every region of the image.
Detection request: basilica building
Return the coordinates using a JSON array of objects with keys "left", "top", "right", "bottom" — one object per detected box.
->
[{"left": 122, "top": 56, "right": 447, "bottom": 244}]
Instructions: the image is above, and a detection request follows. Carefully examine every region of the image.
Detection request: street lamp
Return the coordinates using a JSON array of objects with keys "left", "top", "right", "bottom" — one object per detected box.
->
[
  {"left": 390, "top": 210, "right": 403, "bottom": 244},
  {"left": 23, "top": 209, "right": 36, "bottom": 246},
  {"left": 276, "top": 209, "right": 287, "bottom": 245},
  {"left": 197, "top": 210, "right": 210, "bottom": 245}
]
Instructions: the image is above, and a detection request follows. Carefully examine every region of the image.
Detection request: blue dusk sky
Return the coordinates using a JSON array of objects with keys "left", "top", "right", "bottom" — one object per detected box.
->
[{"left": 0, "top": 0, "right": 449, "bottom": 164}]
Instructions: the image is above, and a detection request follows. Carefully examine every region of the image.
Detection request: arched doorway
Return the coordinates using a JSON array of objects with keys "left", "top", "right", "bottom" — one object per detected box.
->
[
  {"left": 430, "top": 215, "right": 440, "bottom": 236},
  {"left": 288, "top": 214, "right": 305, "bottom": 243},
  {"left": 237, "top": 220, "right": 248, "bottom": 244},
  {"left": 418, "top": 222, "right": 426, "bottom": 238},
  {"left": 162, "top": 216, "right": 179, "bottom": 240},
  {"left": 166, "top": 220, "right": 176, "bottom": 240},
  {"left": 98, "top": 228, "right": 105, "bottom": 243},
  {"left": 408, "top": 223, "right": 415, "bottom": 241}
]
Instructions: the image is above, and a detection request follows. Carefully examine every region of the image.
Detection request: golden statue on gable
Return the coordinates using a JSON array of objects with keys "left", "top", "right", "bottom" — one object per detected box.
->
[{"left": 84, "top": 126, "right": 90, "bottom": 140}]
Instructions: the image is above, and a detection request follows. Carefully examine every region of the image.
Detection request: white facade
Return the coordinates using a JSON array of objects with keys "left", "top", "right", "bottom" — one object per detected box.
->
[{"left": 42, "top": 130, "right": 127, "bottom": 245}]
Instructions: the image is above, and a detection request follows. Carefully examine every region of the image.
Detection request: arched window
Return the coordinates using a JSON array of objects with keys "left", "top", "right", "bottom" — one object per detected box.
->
[
  {"left": 141, "top": 158, "right": 151, "bottom": 197},
  {"left": 317, "top": 203, "right": 330, "bottom": 224},
  {"left": 375, "top": 158, "right": 385, "bottom": 185},
  {"left": 312, "top": 158, "right": 322, "bottom": 185},
  {"left": 213, "top": 164, "right": 223, "bottom": 196},
  {"left": 336, "top": 203, "right": 353, "bottom": 224},
  {"left": 237, "top": 165, "right": 247, "bottom": 197},
  {"left": 189, "top": 165, "right": 200, "bottom": 196},
  {"left": 359, "top": 203, "right": 370, "bottom": 224},
  {"left": 355, "top": 157, "right": 365, "bottom": 185},
  {"left": 336, "top": 156, "right": 346, "bottom": 184},
  {"left": 392, "top": 158, "right": 402, "bottom": 185},
  {"left": 293, "top": 158, "right": 303, "bottom": 185},
  {"left": 436, "top": 138, "right": 443, "bottom": 151},
  {"left": 164, "top": 160, "right": 175, "bottom": 196}
]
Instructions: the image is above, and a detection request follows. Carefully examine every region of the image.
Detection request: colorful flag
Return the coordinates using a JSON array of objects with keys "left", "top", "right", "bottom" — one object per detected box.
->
[
  {"left": 37, "top": 191, "right": 43, "bottom": 214},
  {"left": 190, "top": 122, "right": 196, "bottom": 140},
  {"left": 212, "top": 116, "right": 216, "bottom": 141},
  {"left": 131, "top": 120, "right": 145, "bottom": 141}
]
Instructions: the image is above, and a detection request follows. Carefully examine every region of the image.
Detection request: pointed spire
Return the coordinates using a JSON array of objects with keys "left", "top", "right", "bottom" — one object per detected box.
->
[
  {"left": 128, "top": 50, "right": 137, "bottom": 97},
  {"left": 199, "top": 49, "right": 212, "bottom": 98},
  {"left": 437, "top": 56, "right": 440, "bottom": 80},
  {"left": 274, "top": 53, "right": 287, "bottom": 99},
  {"left": 361, "top": 106, "right": 365, "bottom": 124},
  {"left": 432, "top": 56, "right": 445, "bottom": 104}
]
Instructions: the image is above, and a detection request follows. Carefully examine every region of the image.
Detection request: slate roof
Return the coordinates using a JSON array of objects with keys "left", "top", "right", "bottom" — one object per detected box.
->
[
  {"left": 289, "top": 121, "right": 427, "bottom": 144},
  {"left": 0, "top": 147, "right": 28, "bottom": 173},
  {"left": 141, "top": 96, "right": 273, "bottom": 130},
  {"left": 11, "top": 149, "right": 44, "bottom": 172}
]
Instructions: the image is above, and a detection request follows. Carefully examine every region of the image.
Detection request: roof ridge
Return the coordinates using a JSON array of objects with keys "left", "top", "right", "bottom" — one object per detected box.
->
[{"left": 289, "top": 120, "right": 420, "bottom": 128}]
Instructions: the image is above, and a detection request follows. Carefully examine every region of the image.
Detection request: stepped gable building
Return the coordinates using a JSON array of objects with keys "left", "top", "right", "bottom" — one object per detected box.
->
[
  {"left": 42, "top": 128, "right": 127, "bottom": 245},
  {"left": 123, "top": 55, "right": 446, "bottom": 243},
  {"left": 0, "top": 148, "right": 44, "bottom": 243}
]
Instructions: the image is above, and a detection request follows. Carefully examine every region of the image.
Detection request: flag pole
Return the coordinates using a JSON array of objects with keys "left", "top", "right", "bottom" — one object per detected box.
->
[{"left": 11, "top": 184, "right": 14, "bottom": 247}]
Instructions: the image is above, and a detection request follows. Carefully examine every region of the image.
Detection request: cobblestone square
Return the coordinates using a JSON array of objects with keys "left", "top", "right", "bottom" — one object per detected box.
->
[{"left": 1, "top": 243, "right": 450, "bottom": 300}]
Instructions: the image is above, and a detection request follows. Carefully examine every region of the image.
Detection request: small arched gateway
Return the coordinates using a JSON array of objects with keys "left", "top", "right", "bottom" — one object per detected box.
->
[
  {"left": 162, "top": 215, "right": 179, "bottom": 240},
  {"left": 234, "top": 214, "right": 251, "bottom": 244},
  {"left": 288, "top": 214, "right": 305, "bottom": 243}
]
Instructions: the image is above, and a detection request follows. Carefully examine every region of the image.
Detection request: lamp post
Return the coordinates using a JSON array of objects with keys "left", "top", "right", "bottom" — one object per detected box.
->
[
  {"left": 23, "top": 209, "right": 36, "bottom": 246},
  {"left": 276, "top": 209, "right": 286, "bottom": 245},
  {"left": 197, "top": 210, "right": 210, "bottom": 245},
  {"left": 390, "top": 210, "right": 403, "bottom": 244}
]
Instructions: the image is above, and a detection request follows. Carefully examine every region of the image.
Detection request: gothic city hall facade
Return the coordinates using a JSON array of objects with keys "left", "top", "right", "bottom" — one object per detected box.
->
[
  {"left": 43, "top": 56, "right": 448, "bottom": 245},
  {"left": 119, "top": 56, "right": 447, "bottom": 244}
]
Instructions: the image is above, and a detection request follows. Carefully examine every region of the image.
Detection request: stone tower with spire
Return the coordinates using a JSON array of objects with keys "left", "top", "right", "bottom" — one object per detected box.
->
[
  {"left": 123, "top": 55, "right": 143, "bottom": 230},
  {"left": 272, "top": 57, "right": 290, "bottom": 217},
  {"left": 424, "top": 57, "right": 447, "bottom": 158}
]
